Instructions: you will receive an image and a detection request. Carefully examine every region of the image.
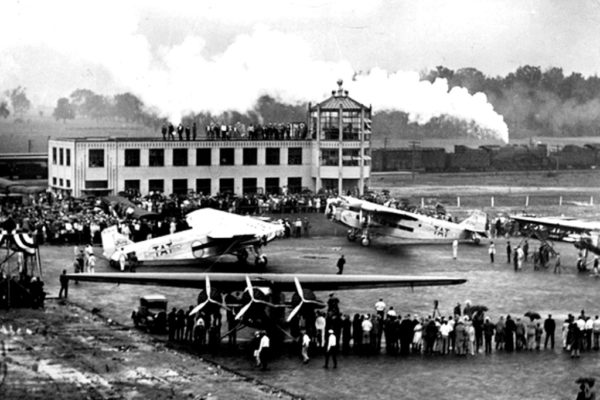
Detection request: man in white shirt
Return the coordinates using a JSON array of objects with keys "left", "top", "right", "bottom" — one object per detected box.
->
[
  {"left": 374, "top": 298, "right": 386, "bottom": 318},
  {"left": 315, "top": 312, "right": 326, "bottom": 348},
  {"left": 323, "top": 329, "right": 337, "bottom": 368},
  {"left": 301, "top": 330, "right": 310, "bottom": 364},
  {"left": 258, "top": 331, "right": 270, "bottom": 370},
  {"left": 440, "top": 319, "right": 451, "bottom": 355}
]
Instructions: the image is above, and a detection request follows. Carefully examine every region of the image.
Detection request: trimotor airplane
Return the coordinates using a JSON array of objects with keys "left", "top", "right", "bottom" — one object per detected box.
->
[
  {"left": 65, "top": 272, "right": 467, "bottom": 339},
  {"left": 102, "top": 208, "right": 284, "bottom": 268},
  {"left": 510, "top": 214, "right": 600, "bottom": 255},
  {"left": 326, "top": 196, "right": 487, "bottom": 247}
]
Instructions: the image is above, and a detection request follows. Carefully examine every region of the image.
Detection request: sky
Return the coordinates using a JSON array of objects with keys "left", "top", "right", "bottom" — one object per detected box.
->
[{"left": 1, "top": 0, "right": 599, "bottom": 140}]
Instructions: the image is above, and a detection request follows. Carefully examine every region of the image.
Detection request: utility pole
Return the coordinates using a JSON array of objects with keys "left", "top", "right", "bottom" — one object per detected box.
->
[{"left": 409, "top": 140, "right": 420, "bottom": 182}]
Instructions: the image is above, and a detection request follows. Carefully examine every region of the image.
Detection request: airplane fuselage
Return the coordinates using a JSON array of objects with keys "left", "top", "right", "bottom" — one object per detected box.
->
[{"left": 335, "top": 208, "right": 473, "bottom": 242}]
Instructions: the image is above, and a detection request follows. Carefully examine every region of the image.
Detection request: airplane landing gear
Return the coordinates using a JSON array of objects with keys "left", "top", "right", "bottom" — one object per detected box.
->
[
  {"left": 237, "top": 249, "right": 249, "bottom": 264},
  {"left": 347, "top": 230, "right": 357, "bottom": 242},
  {"left": 255, "top": 254, "right": 268, "bottom": 268},
  {"left": 360, "top": 236, "right": 371, "bottom": 247}
]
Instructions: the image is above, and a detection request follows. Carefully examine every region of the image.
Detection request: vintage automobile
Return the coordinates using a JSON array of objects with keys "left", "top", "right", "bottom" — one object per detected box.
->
[{"left": 131, "top": 294, "right": 167, "bottom": 333}]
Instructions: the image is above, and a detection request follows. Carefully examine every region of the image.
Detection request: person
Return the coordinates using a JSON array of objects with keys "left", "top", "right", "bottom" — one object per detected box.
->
[
  {"left": 374, "top": 298, "right": 386, "bottom": 318},
  {"left": 523, "top": 239, "right": 529, "bottom": 262},
  {"left": 87, "top": 253, "right": 96, "bottom": 273},
  {"left": 488, "top": 241, "right": 496, "bottom": 263},
  {"left": 453, "top": 302, "right": 461, "bottom": 317},
  {"left": 327, "top": 293, "right": 340, "bottom": 316},
  {"left": 58, "top": 269, "right": 69, "bottom": 299},
  {"left": 294, "top": 218, "right": 302, "bottom": 238},
  {"left": 258, "top": 331, "right": 270, "bottom": 370},
  {"left": 593, "top": 316, "right": 600, "bottom": 350},
  {"left": 303, "top": 217, "right": 310, "bottom": 237},
  {"left": 167, "top": 308, "right": 176, "bottom": 341},
  {"left": 594, "top": 256, "right": 600, "bottom": 276},
  {"left": 554, "top": 253, "right": 562, "bottom": 274},
  {"left": 483, "top": 317, "right": 495, "bottom": 354},
  {"left": 544, "top": 314, "right": 556, "bottom": 350},
  {"left": 506, "top": 240, "right": 512, "bottom": 264},
  {"left": 315, "top": 312, "right": 326, "bottom": 347},
  {"left": 301, "top": 330, "right": 310, "bottom": 364},
  {"left": 452, "top": 239, "right": 458, "bottom": 260},
  {"left": 336, "top": 255, "right": 346, "bottom": 275},
  {"left": 324, "top": 329, "right": 337, "bottom": 368}
]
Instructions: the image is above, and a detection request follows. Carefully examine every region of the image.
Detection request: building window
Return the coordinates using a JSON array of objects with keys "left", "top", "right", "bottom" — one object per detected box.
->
[
  {"left": 149, "top": 179, "right": 164, "bottom": 193},
  {"left": 265, "top": 177, "right": 280, "bottom": 195},
  {"left": 321, "top": 149, "right": 338, "bottom": 166},
  {"left": 173, "top": 149, "right": 188, "bottom": 166},
  {"left": 52, "top": 148, "right": 57, "bottom": 164},
  {"left": 52, "top": 177, "right": 57, "bottom": 185},
  {"left": 288, "top": 148, "right": 302, "bottom": 165},
  {"left": 196, "top": 148, "right": 211, "bottom": 166},
  {"left": 173, "top": 179, "right": 188, "bottom": 195},
  {"left": 342, "top": 149, "right": 360, "bottom": 166},
  {"left": 85, "top": 180, "right": 108, "bottom": 189},
  {"left": 219, "top": 178, "right": 234, "bottom": 194},
  {"left": 124, "top": 180, "right": 140, "bottom": 193},
  {"left": 266, "top": 148, "right": 280, "bottom": 165},
  {"left": 196, "top": 179, "right": 211, "bottom": 195},
  {"left": 59, "top": 148, "right": 64, "bottom": 165},
  {"left": 59, "top": 178, "right": 63, "bottom": 186},
  {"left": 320, "top": 110, "right": 340, "bottom": 140},
  {"left": 66, "top": 149, "right": 71, "bottom": 166},
  {"left": 125, "top": 149, "right": 140, "bottom": 167},
  {"left": 149, "top": 149, "right": 164, "bottom": 167},
  {"left": 287, "top": 177, "right": 302, "bottom": 194},
  {"left": 66, "top": 179, "right": 71, "bottom": 188},
  {"left": 89, "top": 149, "right": 104, "bottom": 167},
  {"left": 243, "top": 178, "right": 257, "bottom": 194},
  {"left": 220, "top": 148, "right": 234, "bottom": 165},
  {"left": 243, "top": 148, "right": 257, "bottom": 165}
]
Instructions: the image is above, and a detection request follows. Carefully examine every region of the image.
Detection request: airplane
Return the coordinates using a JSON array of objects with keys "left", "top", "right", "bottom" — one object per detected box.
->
[
  {"left": 510, "top": 214, "right": 600, "bottom": 256},
  {"left": 101, "top": 208, "right": 284, "bottom": 268},
  {"left": 65, "top": 271, "right": 467, "bottom": 339},
  {"left": 325, "top": 196, "right": 487, "bottom": 247}
]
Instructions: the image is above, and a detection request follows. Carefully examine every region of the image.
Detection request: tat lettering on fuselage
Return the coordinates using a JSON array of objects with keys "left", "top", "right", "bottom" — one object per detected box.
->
[
  {"left": 152, "top": 241, "right": 173, "bottom": 257},
  {"left": 433, "top": 225, "right": 449, "bottom": 237}
]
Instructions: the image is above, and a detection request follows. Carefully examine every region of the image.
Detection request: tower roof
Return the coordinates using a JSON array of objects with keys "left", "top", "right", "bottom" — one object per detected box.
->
[{"left": 311, "top": 80, "right": 368, "bottom": 111}]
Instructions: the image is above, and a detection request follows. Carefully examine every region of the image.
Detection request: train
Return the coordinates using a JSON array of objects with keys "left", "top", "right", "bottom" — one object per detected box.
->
[{"left": 371, "top": 144, "right": 600, "bottom": 172}]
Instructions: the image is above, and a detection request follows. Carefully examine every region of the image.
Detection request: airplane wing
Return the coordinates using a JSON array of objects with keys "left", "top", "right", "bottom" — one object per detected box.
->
[
  {"left": 510, "top": 215, "right": 600, "bottom": 233},
  {"left": 340, "top": 196, "right": 418, "bottom": 221},
  {"left": 65, "top": 272, "right": 466, "bottom": 292},
  {"left": 186, "top": 208, "right": 283, "bottom": 242}
]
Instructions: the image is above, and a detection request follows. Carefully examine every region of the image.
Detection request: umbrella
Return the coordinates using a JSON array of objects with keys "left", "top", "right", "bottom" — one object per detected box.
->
[
  {"left": 576, "top": 377, "right": 595, "bottom": 387},
  {"left": 525, "top": 311, "right": 541, "bottom": 320},
  {"left": 469, "top": 305, "right": 488, "bottom": 314}
]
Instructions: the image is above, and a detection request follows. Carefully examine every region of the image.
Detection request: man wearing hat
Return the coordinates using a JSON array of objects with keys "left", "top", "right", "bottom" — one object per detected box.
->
[{"left": 324, "top": 329, "right": 337, "bottom": 368}]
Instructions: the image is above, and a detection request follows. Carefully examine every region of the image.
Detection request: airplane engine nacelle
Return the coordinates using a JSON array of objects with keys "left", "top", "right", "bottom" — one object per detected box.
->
[{"left": 290, "top": 288, "right": 318, "bottom": 307}]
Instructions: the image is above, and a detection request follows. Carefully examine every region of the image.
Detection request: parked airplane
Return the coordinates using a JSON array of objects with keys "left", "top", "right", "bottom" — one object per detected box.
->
[
  {"left": 510, "top": 214, "right": 600, "bottom": 255},
  {"left": 102, "top": 208, "right": 284, "bottom": 268},
  {"left": 65, "top": 271, "right": 467, "bottom": 338},
  {"left": 326, "top": 196, "right": 487, "bottom": 247}
]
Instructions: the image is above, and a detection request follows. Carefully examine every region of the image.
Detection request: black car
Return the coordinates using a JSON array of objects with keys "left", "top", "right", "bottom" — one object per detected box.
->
[{"left": 131, "top": 294, "right": 167, "bottom": 333}]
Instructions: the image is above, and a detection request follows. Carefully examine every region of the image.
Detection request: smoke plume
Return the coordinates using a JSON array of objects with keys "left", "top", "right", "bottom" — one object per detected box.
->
[{"left": 0, "top": 2, "right": 508, "bottom": 142}]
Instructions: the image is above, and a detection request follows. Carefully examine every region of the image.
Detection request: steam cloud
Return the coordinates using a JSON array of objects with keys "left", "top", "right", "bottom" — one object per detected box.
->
[{"left": 0, "top": 3, "right": 508, "bottom": 142}]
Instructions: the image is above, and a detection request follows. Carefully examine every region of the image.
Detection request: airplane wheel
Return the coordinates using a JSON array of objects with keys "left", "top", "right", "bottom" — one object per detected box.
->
[
  {"left": 360, "top": 236, "right": 371, "bottom": 247},
  {"left": 347, "top": 231, "right": 356, "bottom": 241},
  {"left": 255, "top": 255, "right": 268, "bottom": 268}
]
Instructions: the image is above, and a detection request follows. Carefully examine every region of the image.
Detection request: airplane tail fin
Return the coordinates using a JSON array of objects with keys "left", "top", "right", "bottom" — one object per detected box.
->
[
  {"left": 101, "top": 226, "right": 133, "bottom": 258},
  {"left": 459, "top": 210, "right": 488, "bottom": 233}
]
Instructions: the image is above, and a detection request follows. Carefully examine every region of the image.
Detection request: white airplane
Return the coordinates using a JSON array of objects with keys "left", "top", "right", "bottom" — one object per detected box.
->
[
  {"left": 511, "top": 214, "right": 600, "bottom": 255},
  {"left": 101, "top": 208, "right": 284, "bottom": 268},
  {"left": 326, "top": 196, "right": 487, "bottom": 247}
]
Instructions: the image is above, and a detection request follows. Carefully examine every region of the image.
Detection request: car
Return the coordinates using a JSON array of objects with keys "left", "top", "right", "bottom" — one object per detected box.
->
[{"left": 131, "top": 294, "right": 167, "bottom": 333}]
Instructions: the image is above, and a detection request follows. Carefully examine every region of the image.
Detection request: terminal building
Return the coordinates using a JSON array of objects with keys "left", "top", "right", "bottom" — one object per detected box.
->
[{"left": 48, "top": 81, "right": 372, "bottom": 197}]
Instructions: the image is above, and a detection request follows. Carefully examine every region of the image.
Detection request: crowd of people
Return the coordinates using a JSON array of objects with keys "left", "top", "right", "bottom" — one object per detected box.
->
[
  {"left": 0, "top": 273, "right": 45, "bottom": 309},
  {"left": 160, "top": 122, "right": 310, "bottom": 141}
]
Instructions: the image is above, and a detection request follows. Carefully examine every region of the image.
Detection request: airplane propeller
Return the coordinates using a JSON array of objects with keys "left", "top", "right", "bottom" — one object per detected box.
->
[
  {"left": 286, "top": 277, "right": 325, "bottom": 322},
  {"left": 235, "top": 275, "right": 279, "bottom": 321},
  {"left": 190, "top": 276, "right": 228, "bottom": 316}
]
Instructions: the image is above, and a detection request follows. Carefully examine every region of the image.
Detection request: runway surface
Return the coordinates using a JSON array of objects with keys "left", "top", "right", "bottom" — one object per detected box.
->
[{"left": 32, "top": 232, "right": 600, "bottom": 400}]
